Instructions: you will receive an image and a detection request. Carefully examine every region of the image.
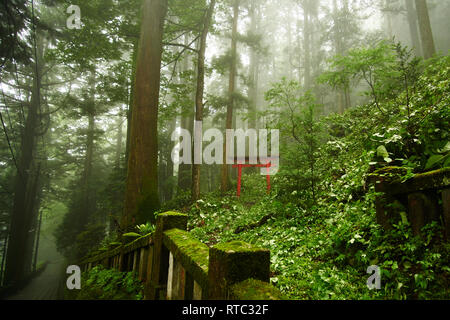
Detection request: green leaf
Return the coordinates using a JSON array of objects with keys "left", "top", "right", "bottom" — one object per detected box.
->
[
  {"left": 122, "top": 232, "right": 141, "bottom": 238},
  {"left": 444, "top": 156, "right": 450, "bottom": 168},
  {"left": 400, "top": 212, "right": 408, "bottom": 224},
  {"left": 425, "top": 154, "right": 447, "bottom": 170},
  {"left": 437, "top": 141, "right": 450, "bottom": 153},
  {"left": 377, "top": 145, "right": 389, "bottom": 159}
]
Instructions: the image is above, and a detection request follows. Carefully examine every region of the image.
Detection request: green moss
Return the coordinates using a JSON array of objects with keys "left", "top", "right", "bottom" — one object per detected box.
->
[
  {"left": 108, "top": 242, "right": 122, "bottom": 247},
  {"left": 158, "top": 211, "right": 188, "bottom": 218},
  {"left": 371, "top": 167, "right": 450, "bottom": 195},
  {"left": 123, "top": 233, "right": 152, "bottom": 253},
  {"left": 370, "top": 166, "right": 408, "bottom": 183},
  {"left": 123, "top": 232, "right": 141, "bottom": 238},
  {"left": 415, "top": 167, "right": 450, "bottom": 180},
  {"left": 163, "top": 229, "right": 209, "bottom": 288},
  {"left": 208, "top": 241, "right": 270, "bottom": 298},
  {"left": 136, "top": 176, "right": 160, "bottom": 225},
  {"left": 229, "top": 279, "right": 285, "bottom": 300},
  {"left": 214, "top": 241, "right": 268, "bottom": 253},
  {"left": 373, "top": 166, "right": 407, "bottom": 175}
]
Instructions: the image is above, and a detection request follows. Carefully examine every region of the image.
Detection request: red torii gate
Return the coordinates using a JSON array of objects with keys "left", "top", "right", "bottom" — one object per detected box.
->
[{"left": 231, "top": 156, "right": 275, "bottom": 198}]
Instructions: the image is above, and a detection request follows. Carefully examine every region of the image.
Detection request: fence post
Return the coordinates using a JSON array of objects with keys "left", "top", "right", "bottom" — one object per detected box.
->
[
  {"left": 208, "top": 240, "right": 270, "bottom": 300},
  {"left": 408, "top": 192, "right": 439, "bottom": 236},
  {"left": 442, "top": 189, "right": 450, "bottom": 240},
  {"left": 146, "top": 211, "right": 188, "bottom": 300}
]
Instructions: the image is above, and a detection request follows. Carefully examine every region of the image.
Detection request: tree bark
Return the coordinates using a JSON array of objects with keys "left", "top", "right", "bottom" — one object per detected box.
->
[
  {"left": 333, "top": 0, "right": 351, "bottom": 112},
  {"left": 24, "top": 163, "right": 42, "bottom": 273},
  {"left": 310, "top": 0, "right": 320, "bottom": 82},
  {"left": 303, "top": 0, "right": 311, "bottom": 90},
  {"left": 415, "top": 0, "right": 436, "bottom": 59},
  {"left": 4, "top": 30, "right": 44, "bottom": 286},
  {"left": 78, "top": 82, "right": 96, "bottom": 233},
  {"left": 115, "top": 105, "right": 124, "bottom": 168},
  {"left": 165, "top": 118, "right": 176, "bottom": 201},
  {"left": 248, "top": 0, "right": 260, "bottom": 130},
  {"left": 192, "top": 0, "right": 216, "bottom": 201},
  {"left": 123, "top": 0, "right": 167, "bottom": 228},
  {"left": 405, "top": 0, "right": 422, "bottom": 57},
  {"left": 125, "top": 41, "right": 138, "bottom": 165},
  {"left": 177, "top": 35, "right": 194, "bottom": 192},
  {"left": 221, "top": 0, "right": 239, "bottom": 194}
]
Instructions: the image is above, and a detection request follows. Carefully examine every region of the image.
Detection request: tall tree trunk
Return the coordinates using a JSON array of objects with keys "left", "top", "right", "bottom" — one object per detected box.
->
[
  {"left": 158, "top": 150, "right": 166, "bottom": 202},
  {"left": 126, "top": 41, "right": 138, "bottom": 165},
  {"left": 192, "top": 0, "right": 216, "bottom": 201},
  {"left": 115, "top": 105, "right": 124, "bottom": 168},
  {"left": 123, "top": 0, "right": 167, "bottom": 228},
  {"left": 415, "top": 0, "right": 436, "bottom": 59},
  {"left": 177, "top": 35, "right": 194, "bottom": 192},
  {"left": 344, "top": 86, "right": 351, "bottom": 110},
  {"left": 165, "top": 119, "right": 176, "bottom": 201},
  {"left": 4, "top": 30, "right": 44, "bottom": 286},
  {"left": 382, "top": 0, "right": 393, "bottom": 38},
  {"left": 405, "top": 0, "right": 422, "bottom": 57},
  {"left": 310, "top": 0, "right": 320, "bottom": 80},
  {"left": 342, "top": 0, "right": 351, "bottom": 110},
  {"left": 247, "top": 0, "right": 261, "bottom": 173},
  {"left": 386, "top": 14, "right": 393, "bottom": 39},
  {"left": 333, "top": 0, "right": 343, "bottom": 113},
  {"left": 221, "top": 0, "right": 239, "bottom": 194},
  {"left": 333, "top": 0, "right": 351, "bottom": 112},
  {"left": 248, "top": 0, "right": 260, "bottom": 130},
  {"left": 79, "top": 100, "right": 95, "bottom": 230},
  {"left": 296, "top": 19, "right": 303, "bottom": 86},
  {"left": 286, "top": 7, "right": 293, "bottom": 80},
  {"left": 303, "top": 0, "right": 311, "bottom": 90},
  {"left": 177, "top": 116, "right": 193, "bottom": 190},
  {"left": 32, "top": 203, "right": 43, "bottom": 272},
  {"left": 23, "top": 163, "right": 41, "bottom": 275}
]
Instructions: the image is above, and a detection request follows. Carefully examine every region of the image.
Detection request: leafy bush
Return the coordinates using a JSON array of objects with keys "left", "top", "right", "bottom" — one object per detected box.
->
[
  {"left": 179, "top": 50, "right": 450, "bottom": 300},
  {"left": 66, "top": 265, "right": 144, "bottom": 300},
  {"left": 136, "top": 222, "right": 156, "bottom": 236}
]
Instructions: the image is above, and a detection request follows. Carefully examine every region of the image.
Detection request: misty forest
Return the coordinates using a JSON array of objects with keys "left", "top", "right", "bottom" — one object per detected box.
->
[{"left": 0, "top": 0, "right": 449, "bottom": 300}]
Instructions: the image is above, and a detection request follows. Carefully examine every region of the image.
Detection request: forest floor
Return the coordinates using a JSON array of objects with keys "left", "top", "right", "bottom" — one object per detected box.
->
[
  {"left": 168, "top": 174, "right": 377, "bottom": 300},
  {"left": 6, "top": 259, "right": 65, "bottom": 300},
  {"left": 6, "top": 234, "right": 65, "bottom": 300},
  {"left": 165, "top": 171, "right": 450, "bottom": 300}
]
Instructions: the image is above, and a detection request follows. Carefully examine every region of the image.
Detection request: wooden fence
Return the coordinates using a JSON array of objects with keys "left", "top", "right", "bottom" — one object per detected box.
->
[
  {"left": 369, "top": 167, "right": 450, "bottom": 238},
  {"left": 80, "top": 211, "right": 283, "bottom": 300}
]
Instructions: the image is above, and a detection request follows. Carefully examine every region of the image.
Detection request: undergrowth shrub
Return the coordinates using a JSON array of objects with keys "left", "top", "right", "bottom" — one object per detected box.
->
[{"left": 65, "top": 265, "right": 143, "bottom": 300}]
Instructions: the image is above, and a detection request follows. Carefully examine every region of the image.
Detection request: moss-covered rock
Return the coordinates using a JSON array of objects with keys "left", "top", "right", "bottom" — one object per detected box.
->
[
  {"left": 229, "top": 279, "right": 285, "bottom": 300},
  {"left": 156, "top": 211, "right": 188, "bottom": 233},
  {"left": 214, "top": 240, "right": 267, "bottom": 253},
  {"left": 208, "top": 241, "right": 270, "bottom": 299}
]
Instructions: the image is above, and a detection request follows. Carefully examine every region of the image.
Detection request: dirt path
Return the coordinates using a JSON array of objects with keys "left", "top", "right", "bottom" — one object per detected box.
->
[{"left": 6, "top": 258, "right": 66, "bottom": 300}]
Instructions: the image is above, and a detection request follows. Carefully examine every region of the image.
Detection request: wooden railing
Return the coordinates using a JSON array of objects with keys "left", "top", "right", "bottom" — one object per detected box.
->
[
  {"left": 369, "top": 167, "right": 450, "bottom": 238},
  {"left": 80, "top": 211, "right": 284, "bottom": 300},
  {"left": 80, "top": 232, "right": 154, "bottom": 282}
]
